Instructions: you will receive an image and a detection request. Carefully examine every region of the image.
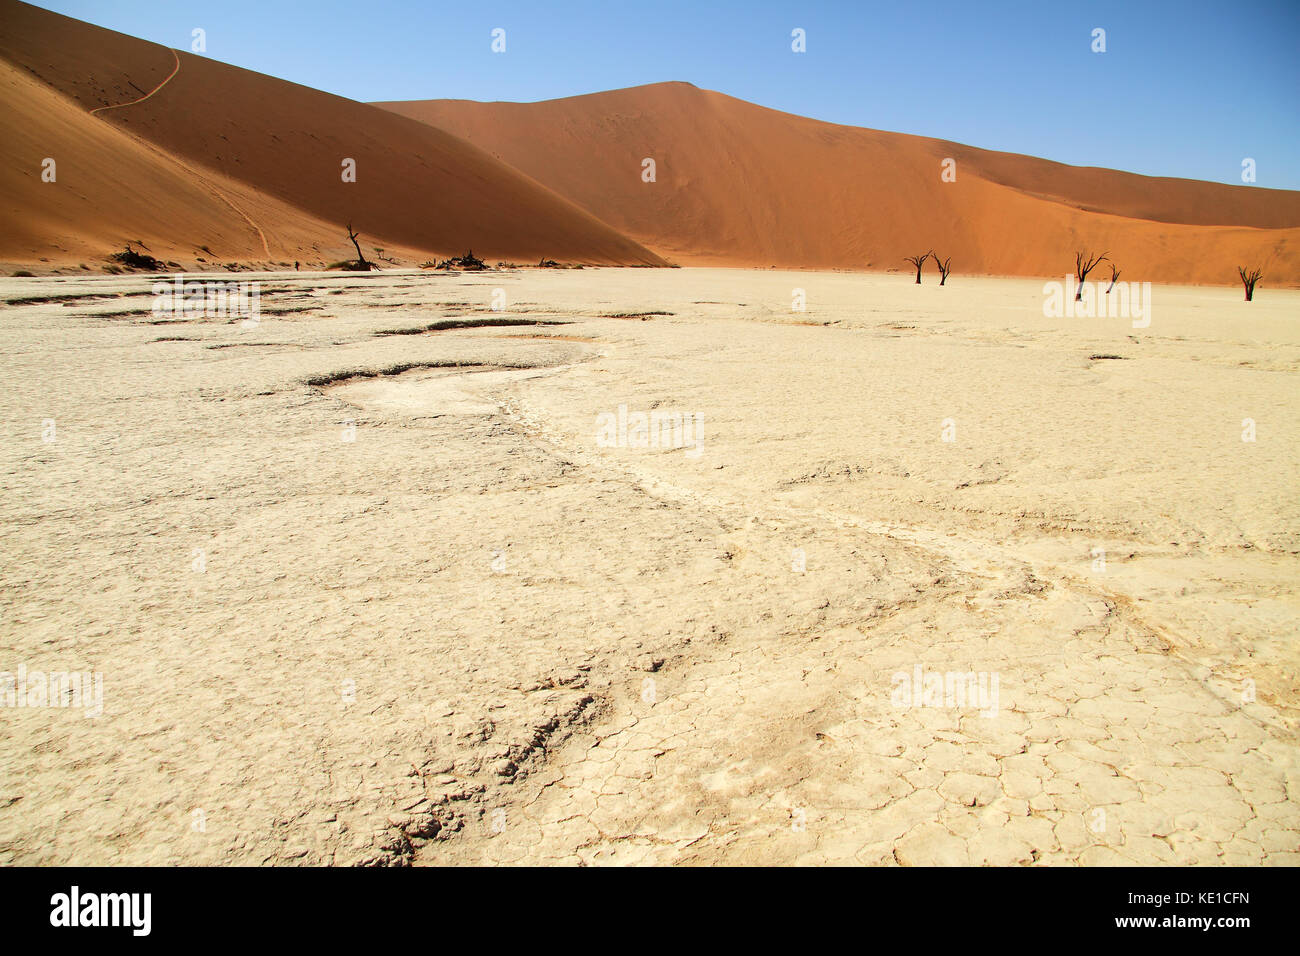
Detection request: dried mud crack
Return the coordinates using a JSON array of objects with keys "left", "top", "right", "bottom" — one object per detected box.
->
[{"left": 1, "top": 269, "right": 1296, "bottom": 867}]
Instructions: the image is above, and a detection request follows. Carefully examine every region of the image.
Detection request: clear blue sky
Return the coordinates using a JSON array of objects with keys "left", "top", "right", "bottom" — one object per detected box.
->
[{"left": 30, "top": 0, "right": 1300, "bottom": 189}]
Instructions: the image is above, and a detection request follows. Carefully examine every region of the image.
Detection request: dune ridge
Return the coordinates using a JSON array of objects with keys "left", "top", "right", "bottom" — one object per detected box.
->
[
  {"left": 2, "top": 0, "right": 1294, "bottom": 285},
  {"left": 0, "top": 0, "right": 665, "bottom": 268},
  {"left": 379, "top": 82, "right": 1300, "bottom": 285}
]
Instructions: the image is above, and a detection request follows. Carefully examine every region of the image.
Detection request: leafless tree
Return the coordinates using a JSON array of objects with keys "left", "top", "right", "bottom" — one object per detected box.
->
[
  {"left": 934, "top": 255, "right": 952, "bottom": 286},
  {"left": 346, "top": 222, "right": 371, "bottom": 269},
  {"left": 1105, "top": 262, "right": 1121, "bottom": 294},
  {"left": 1074, "top": 250, "right": 1108, "bottom": 300},
  {"left": 1238, "top": 265, "right": 1263, "bottom": 302},
  {"left": 904, "top": 251, "right": 931, "bottom": 284}
]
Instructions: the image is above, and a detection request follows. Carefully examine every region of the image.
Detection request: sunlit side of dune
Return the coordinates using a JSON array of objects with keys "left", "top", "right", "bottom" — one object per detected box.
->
[
  {"left": 0, "top": 0, "right": 666, "bottom": 267},
  {"left": 380, "top": 83, "right": 1300, "bottom": 285}
]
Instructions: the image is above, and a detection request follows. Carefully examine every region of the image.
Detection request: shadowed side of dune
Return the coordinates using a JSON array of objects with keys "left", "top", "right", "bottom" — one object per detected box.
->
[
  {"left": 0, "top": 58, "right": 352, "bottom": 265},
  {"left": 0, "top": 0, "right": 666, "bottom": 267}
]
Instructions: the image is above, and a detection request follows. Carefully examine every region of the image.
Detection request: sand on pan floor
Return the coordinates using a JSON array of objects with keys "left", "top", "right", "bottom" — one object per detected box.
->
[{"left": 0, "top": 268, "right": 1296, "bottom": 865}]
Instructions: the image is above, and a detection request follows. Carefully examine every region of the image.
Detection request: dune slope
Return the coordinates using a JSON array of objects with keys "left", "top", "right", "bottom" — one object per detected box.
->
[
  {"left": 380, "top": 83, "right": 1300, "bottom": 284},
  {"left": 0, "top": 58, "right": 353, "bottom": 266},
  {"left": 0, "top": 0, "right": 665, "bottom": 267}
]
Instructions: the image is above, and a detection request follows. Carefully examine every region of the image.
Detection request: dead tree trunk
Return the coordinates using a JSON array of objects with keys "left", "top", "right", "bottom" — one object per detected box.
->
[
  {"left": 904, "top": 252, "right": 930, "bottom": 284},
  {"left": 1105, "top": 263, "right": 1121, "bottom": 293},
  {"left": 935, "top": 255, "right": 952, "bottom": 286},
  {"left": 1238, "top": 266, "right": 1263, "bottom": 302},
  {"left": 346, "top": 222, "right": 371, "bottom": 269},
  {"left": 1075, "top": 251, "right": 1108, "bottom": 300}
]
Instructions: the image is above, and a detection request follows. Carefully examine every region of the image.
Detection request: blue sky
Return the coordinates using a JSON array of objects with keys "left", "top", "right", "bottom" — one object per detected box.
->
[{"left": 31, "top": 0, "right": 1300, "bottom": 189}]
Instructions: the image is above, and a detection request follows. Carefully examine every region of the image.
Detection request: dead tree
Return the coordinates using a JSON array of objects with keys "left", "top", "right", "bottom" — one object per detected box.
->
[
  {"left": 1238, "top": 266, "right": 1263, "bottom": 302},
  {"left": 904, "top": 251, "right": 931, "bottom": 284},
  {"left": 1105, "top": 262, "right": 1121, "bottom": 294},
  {"left": 1074, "top": 250, "right": 1108, "bottom": 300},
  {"left": 934, "top": 255, "right": 952, "bottom": 286},
  {"left": 346, "top": 222, "right": 371, "bottom": 269},
  {"left": 110, "top": 241, "right": 163, "bottom": 271}
]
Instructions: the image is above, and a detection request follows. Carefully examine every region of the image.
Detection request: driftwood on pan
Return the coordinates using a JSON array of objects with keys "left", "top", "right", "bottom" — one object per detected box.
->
[
  {"left": 109, "top": 241, "right": 163, "bottom": 271},
  {"left": 437, "top": 250, "right": 489, "bottom": 271}
]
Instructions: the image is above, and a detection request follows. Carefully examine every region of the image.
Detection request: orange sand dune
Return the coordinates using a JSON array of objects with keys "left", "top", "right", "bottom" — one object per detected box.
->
[
  {"left": 0, "top": 0, "right": 665, "bottom": 268},
  {"left": 379, "top": 83, "right": 1300, "bottom": 285},
  {"left": 0, "top": 58, "right": 355, "bottom": 267}
]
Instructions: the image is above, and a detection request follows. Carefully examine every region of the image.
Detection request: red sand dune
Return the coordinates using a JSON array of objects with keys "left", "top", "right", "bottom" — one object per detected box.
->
[
  {"left": 2, "top": 0, "right": 1294, "bottom": 285},
  {"left": 379, "top": 83, "right": 1300, "bottom": 285},
  {"left": 0, "top": 0, "right": 665, "bottom": 268},
  {"left": 0, "top": 57, "right": 348, "bottom": 267}
]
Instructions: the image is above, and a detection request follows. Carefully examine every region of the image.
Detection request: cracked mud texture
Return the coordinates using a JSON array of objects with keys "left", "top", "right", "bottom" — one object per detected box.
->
[{"left": 0, "top": 269, "right": 1296, "bottom": 865}]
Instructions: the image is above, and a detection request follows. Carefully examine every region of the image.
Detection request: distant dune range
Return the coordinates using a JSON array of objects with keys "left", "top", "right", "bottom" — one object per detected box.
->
[
  {"left": 379, "top": 84, "right": 1300, "bottom": 284},
  {"left": 1, "top": 0, "right": 1296, "bottom": 283}
]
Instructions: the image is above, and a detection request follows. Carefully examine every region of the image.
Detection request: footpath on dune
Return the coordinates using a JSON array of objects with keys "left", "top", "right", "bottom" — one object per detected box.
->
[
  {"left": 0, "top": 0, "right": 667, "bottom": 268},
  {"left": 88, "top": 48, "right": 180, "bottom": 115}
]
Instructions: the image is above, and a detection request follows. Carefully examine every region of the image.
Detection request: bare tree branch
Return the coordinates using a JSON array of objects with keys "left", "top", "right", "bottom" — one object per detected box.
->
[
  {"left": 934, "top": 255, "right": 952, "bottom": 286},
  {"left": 903, "top": 251, "right": 931, "bottom": 284},
  {"left": 1074, "top": 250, "right": 1108, "bottom": 300},
  {"left": 1238, "top": 265, "right": 1263, "bottom": 302},
  {"left": 346, "top": 222, "right": 372, "bottom": 270}
]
